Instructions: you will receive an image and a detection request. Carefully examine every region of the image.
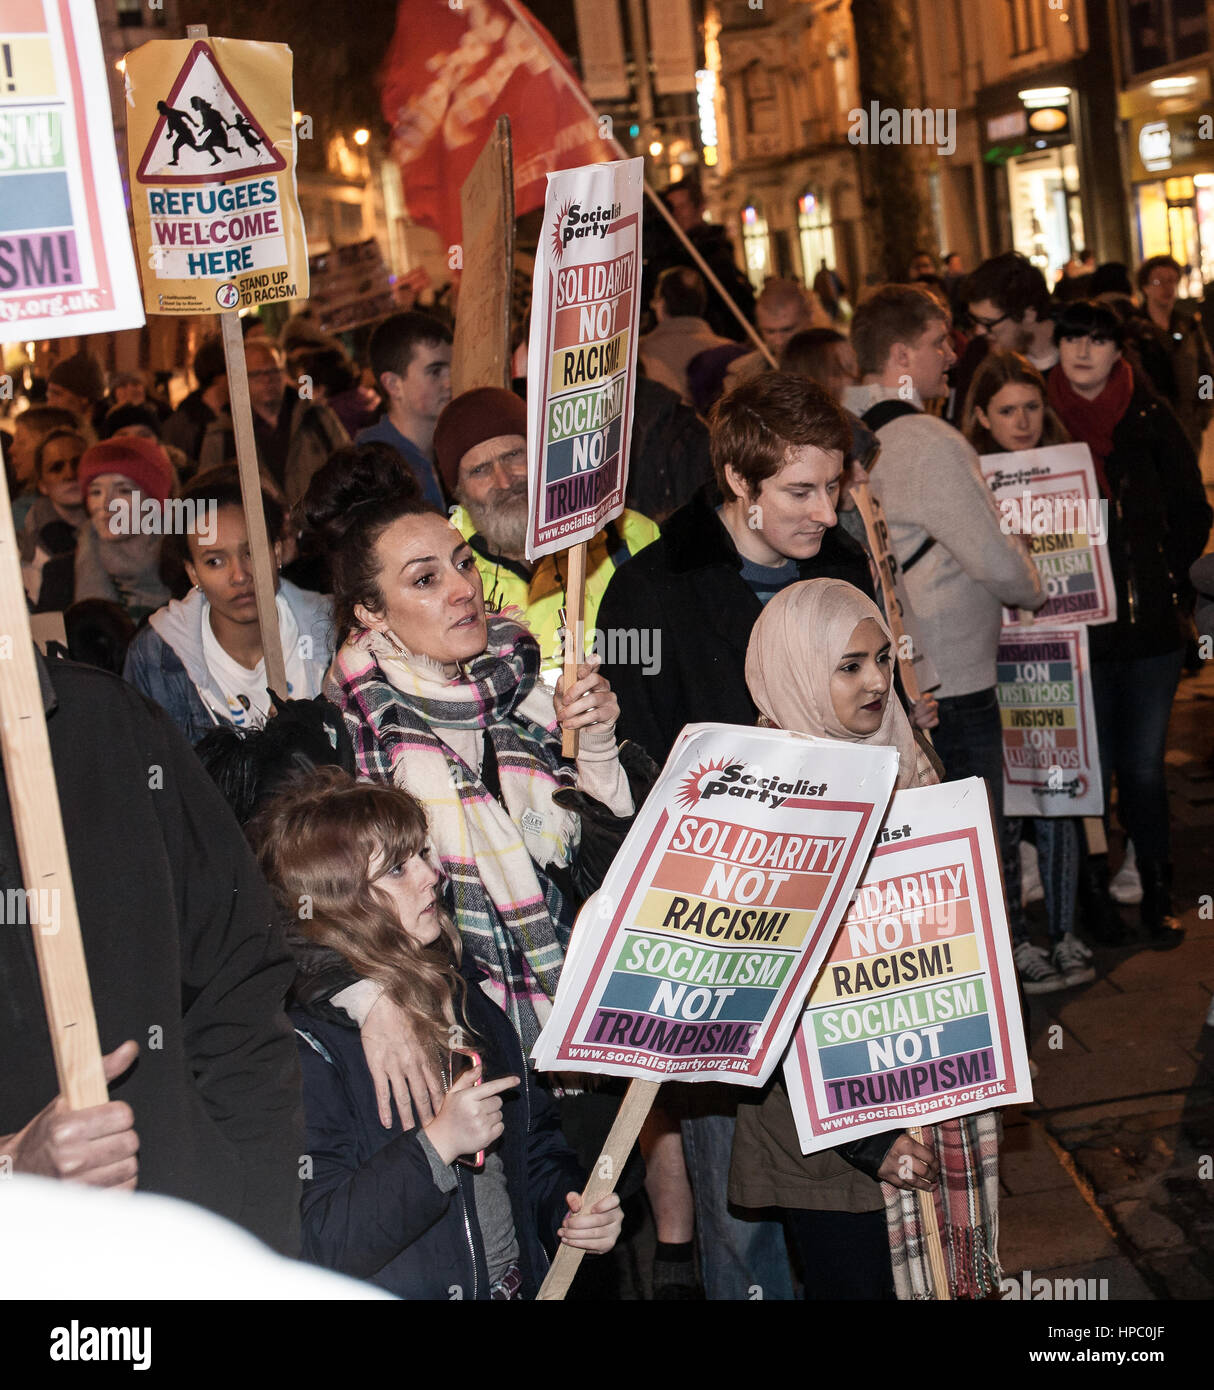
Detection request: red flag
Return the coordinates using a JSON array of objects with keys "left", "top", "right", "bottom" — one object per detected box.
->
[{"left": 381, "top": 0, "right": 619, "bottom": 249}]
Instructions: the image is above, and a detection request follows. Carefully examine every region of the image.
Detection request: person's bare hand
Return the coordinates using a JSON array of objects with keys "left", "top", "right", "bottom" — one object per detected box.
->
[
  {"left": 910, "top": 694, "right": 939, "bottom": 730},
  {"left": 360, "top": 994, "right": 444, "bottom": 1129},
  {"left": 554, "top": 658, "right": 619, "bottom": 734},
  {"left": 878, "top": 1132, "right": 939, "bottom": 1191},
  {"left": 423, "top": 1068, "right": 518, "bottom": 1165},
  {"left": 558, "top": 1191, "right": 623, "bottom": 1253},
  {"left": 2, "top": 1041, "right": 140, "bottom": 1190}
]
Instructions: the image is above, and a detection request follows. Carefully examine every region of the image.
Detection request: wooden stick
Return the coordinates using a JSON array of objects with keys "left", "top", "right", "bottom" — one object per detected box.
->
[
  {"left": 1083, "top": 816, "right": 1108, "bottom": 855},
  {"left": 908, "top": 1124, "right": 951, "bottom": 1300},
  {"left": 0, "top": 448, "right": 106, "bottom": 1108},
  {"left": 219, "top": 311, "right": 288, "bottom": 698},
  {"left": 560, "top": 541, "right": 589, "bottom": 759},
  {"left": 853, "top": 483, "right": 921, "bottom": 702},
  {"left": 537, "top": 1078, "right": 659, "bottom": 1300}
]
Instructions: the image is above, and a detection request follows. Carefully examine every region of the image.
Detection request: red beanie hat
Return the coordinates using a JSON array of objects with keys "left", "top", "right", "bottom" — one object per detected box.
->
[
  {"left": 433, "top": 387, "right": 527, "bottom": 496},
  {"left": 77, "top": 437, "right": 174, "bottom": 505}
]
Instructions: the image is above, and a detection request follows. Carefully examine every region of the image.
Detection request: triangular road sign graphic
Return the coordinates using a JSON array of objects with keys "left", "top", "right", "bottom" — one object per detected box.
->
[{"left": 135, "top": 40, "right": 287, "bottom": 185}]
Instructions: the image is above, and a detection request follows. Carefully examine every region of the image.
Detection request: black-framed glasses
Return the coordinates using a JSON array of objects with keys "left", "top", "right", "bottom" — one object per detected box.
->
[{"left": 969, "top": 310, "right": 1011, "bottom": 332}]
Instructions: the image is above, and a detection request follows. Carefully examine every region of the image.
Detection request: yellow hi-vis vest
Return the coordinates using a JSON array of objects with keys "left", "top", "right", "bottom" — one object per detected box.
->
[{"left": 449, "top": 505, "right": 660, "bottom": 674}]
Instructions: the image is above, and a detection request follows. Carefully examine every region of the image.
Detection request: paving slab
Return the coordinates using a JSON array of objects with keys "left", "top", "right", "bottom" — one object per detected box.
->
[
  {"left": 1053, "top": 986, "right": 1213, "bottom": 1052},
  {"left": 998, "top": 1186, "right": 1119, "bottom": 1270},
  {"left": 1102, "top": 941, "right": 1214, "bottom": 994},
  {"left": 1030, "top": 1038, "right": 1204, "bottom": 1111},
  {"left": 1136, "top": 1251, "right": 1214, "bottom": 1300},
  {"left": 997, "top": 1256, "right": 1153, "bottom": 1301},
  {"left": 1110, "top": 1198, "right": 1189, "bottom": 1253},
  {"left": 1000, "top": 1121, "right": 1077, "bottom": 1196}
]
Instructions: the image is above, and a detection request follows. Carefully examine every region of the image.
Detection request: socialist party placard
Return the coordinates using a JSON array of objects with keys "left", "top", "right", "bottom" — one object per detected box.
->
[
  {"left": 525, "top": 157, "right": 643, "bottom": 560},
  {"left": 0, "top": 0, "right": 143, "bottom": 338},
  {"left": 997, "top": 623, "right": 1103, "bottom": 817},
  {"left": 531, "top": 725, "right": 898, "bottom": 1085},
  {"left": 979, "top": 443, "right": 1116, "bottom": 627},
  {"left": 784, "top": 779, "right": 1032, "bottom": 1154},
  {"left": 124, "top": 37, "right": 308, "bottom": 315}
]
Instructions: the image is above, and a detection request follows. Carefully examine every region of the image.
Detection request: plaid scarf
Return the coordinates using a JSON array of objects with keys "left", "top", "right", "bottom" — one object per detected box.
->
[
  {"left": 328, "top": 614, "right": 578, "bottom": 1052},
  {"left": 883, "top": 1111, "right": 1002, "bottom": 1300}
]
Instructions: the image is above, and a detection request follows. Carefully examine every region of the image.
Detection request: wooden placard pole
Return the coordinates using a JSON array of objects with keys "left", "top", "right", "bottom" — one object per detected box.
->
[
  {"left": 853, "top": 483, "right": 922, "bottom": 704},
  {"left": 0, "top": 449, "right": 106, "bottom": 1109},
  {"left": 182, "top": 24, "right": 287, "bottom": 703},
  {"left": 537, "top": 1077, "right": 659, "bottom": 1300},
  {"left": 219, "top": 310, "right": 289, "bottom": 698},
  {"left": 561, "top": 541, "right": 589, "bottom": 759},
  {"left": 907, "top": 1124, "right": 952, "bottom": 1300}
]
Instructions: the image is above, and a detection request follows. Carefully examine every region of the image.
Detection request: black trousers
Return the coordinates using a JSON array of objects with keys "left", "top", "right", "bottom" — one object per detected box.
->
[{"left": 784, "top": 1207, "right": 895, "bottom": 1300}]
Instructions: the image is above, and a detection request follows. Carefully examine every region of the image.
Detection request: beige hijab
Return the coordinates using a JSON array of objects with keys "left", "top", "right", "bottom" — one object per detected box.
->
[{"left": 745, "top": 579, "right": 935, "bottom": 790}]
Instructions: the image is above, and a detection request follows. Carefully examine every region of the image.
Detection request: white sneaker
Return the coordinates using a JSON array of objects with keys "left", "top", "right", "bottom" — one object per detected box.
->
[
  {"left": 1110, "top": 842, "right": 1143, "bottom": 905},
  {"left": 1019, "top": 840, "right": 1044, "bottom": 904},
  {"left": 1014, "top": 940, "right": 1067, "bottom": 994},
  {"left": 1052, "top": 932, "right": 1096, "bottom": 987}
]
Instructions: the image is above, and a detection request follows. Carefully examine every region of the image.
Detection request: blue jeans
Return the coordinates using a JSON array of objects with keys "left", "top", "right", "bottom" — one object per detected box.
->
[
  {"left": 1090, "top": 649, "right": 1184, "bottom": 863},
  {"left": 680, "top": 1090, "right": 795, "bottom": 1301}
]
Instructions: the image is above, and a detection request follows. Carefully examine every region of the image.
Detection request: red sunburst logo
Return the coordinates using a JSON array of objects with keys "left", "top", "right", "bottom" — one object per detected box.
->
[
  {"left": 551, "top": 199, "right": 572, "bottom": 261},
  {"left": 675, "top": 758, "right": 730, "bottom": 809}
]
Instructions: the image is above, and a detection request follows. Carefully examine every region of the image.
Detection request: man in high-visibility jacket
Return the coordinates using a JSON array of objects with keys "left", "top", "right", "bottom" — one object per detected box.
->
[{"left": 433, "top": 387, "right": 660, "bottom": 678}]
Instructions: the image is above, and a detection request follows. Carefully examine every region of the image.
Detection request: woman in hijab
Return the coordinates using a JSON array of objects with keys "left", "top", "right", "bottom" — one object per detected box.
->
[{"left": 729, "top": 578, "right": 1001, "bottom": 1301}]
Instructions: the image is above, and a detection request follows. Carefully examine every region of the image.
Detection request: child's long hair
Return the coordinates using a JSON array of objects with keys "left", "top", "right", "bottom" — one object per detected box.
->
[{"left": 252, "top": 767, "right": 473, "bottom": 1063}]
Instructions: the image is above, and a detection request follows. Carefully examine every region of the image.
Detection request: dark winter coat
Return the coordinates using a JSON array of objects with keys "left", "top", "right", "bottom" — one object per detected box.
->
[
  {"left": 1077, "top": 375, "right": 1213, "bottom": 662},
  {"left": 0, "top": 655, "right": 304, "bottom": 1253},
  {"left": 597, "top": 486, "right": 875, "bottom": 764},
  {"left": 291, "top": 956, "right": 584, "bottom": 1300},
  {"left": 627, "top": 374, "right": 714, "bottom": 523}
]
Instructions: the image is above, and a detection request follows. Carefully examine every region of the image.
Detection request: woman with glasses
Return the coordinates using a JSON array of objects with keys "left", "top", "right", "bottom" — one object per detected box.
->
[
  {"left": 1047, "top": 300, "right": 1212, "bottom": 947},
  {"left": 1130, "top": 255, "right": 1214, "bottom": 455},
  {"left": 21, "top": 427, "right": 88, "bottom": 612}
]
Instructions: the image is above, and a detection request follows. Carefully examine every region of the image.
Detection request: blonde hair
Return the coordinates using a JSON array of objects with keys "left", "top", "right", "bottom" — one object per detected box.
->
[{"left": 253, "top": 767, "right": 474, "bottom": 1062}]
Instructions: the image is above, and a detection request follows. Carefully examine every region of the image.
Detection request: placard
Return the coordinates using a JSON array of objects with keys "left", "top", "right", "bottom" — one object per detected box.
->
[
  {"left": 0, "top": 0, "right": 143, "bottom": 337},
  {"left": 531, "top": 724, "right": 898, "bottom": 1085},
  {"left": 525, "top": 156, "right": 643, "bottom": 560},
  {"left": 979, "top": 443, "right": 1116, "bottom": 627},
  {"left": 784, "top": 778, "right": 1032, "bottom": 1153},
  {"left": 124, "top": 35, "right": 308, "bottom": 316},
  {"left": 306, "top": 239, "right": 395, "bottom": 335},
  {"left": 996, "top": 624, "right": 1103, "bottom": 817},
  {"left": 451, "top": 117, "right": 514, "bottom": 395}
]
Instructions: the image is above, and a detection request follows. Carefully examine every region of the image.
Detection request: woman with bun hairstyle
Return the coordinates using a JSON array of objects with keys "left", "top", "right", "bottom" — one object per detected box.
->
[
  {"left": 961, "top": 351, "right": 1094, "bottom": 992},
  {"left": 300, "top": 443, "right": 635, "bottom": 1124},
  {"left": 123, "top": 467, "right": 333, "bottom": 744},
  {"left": 731, "top": 578, "right": 1001, "bottom": 1301},
  {"left": 253, "top": 767, "right": 622, "bottom": 1299},
  {"left": 73, "top": 435, "right": 175, "bottom": 623},
  {"left": 1046, "top": 301, "right": 1212, "bottom": 947}
]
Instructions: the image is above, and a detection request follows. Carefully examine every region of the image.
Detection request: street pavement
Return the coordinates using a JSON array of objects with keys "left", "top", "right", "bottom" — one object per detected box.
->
[{"left": 1001, "top": 655, "right": 1214, "bottom": 1301}]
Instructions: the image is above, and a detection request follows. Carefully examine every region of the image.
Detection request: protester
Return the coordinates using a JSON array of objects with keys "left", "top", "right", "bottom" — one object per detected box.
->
[
  {"left": 253, "top": 768, "right": 623, "bottom": 1298},
  {"left": 1047, "top": 300, "right": 1212, "bottom": 948},
  {"left": 200, "top": 340, "right": 349, "bottom": 506},
  {"left": 1129, "top": 254, "right": 1214, "bottom": 454},
  {"left": 813, "top": 261, "right": 849, "bottom": 324},
  {"left": 627, "top": 370, "right": 715, "bottom": 523},
  {"left": 655, "top": 176, "right": 756, "bottom": 342},
  {"left": 433, "top": 389, "right": 659, "bottom": 675},
  {"left": 952, "top": 252, "right": 1059, "bottom": 423},
  {"left": 73, "top": 435, "right": 174, "bottom": 624},
  {"left": 123, "top": 468, "right": 333, "bottom": 744},
  {"left": 908, "top": 249, "right": 938, "bottom": 281},
  {"left": 6, "top": 405, "right": 79, "bottom": 529},
  {"left": 599, "top": 373, "right": 928, "bottom": 1303},
  {"left": 962, "top": 350, "right": 1094, "bottom": 987},
  {"left": 779, "top": 328, "right": 859, "bottom": 402},
  {"left": 843, "top": 285, "right": 1045, "bottom": 988},
  {"left": 300, "top": 447, "right": 637, "bottom": 1081},
  {"left": 734, "top": 578, "right": 1000, "bottom": 1301},
  {"left": 20, "top": 427, "right": 87, "bottom": 612},
  {"left": 640, "top": 267, "right": 734, "bottom": 405},
  {"left": 162, "top": 334, "right": 230, "bottom": 463},
  {"left": 722, "top": 279, "right": 833, "bottom": 395},
  {"left": 356, "top": 311, "right": 452, "bottom": 509},
  {"left": 0, "top": 649, "right": 303, "bottom": 1254},
  {"left": 46, "top": 350, "right": 105, "bottom": 430},
  {"left": 287, "top": 340, "right": 380, "bottom": 438}
]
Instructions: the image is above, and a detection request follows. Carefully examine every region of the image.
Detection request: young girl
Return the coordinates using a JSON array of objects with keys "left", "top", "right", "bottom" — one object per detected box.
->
[
  {"left": 253, "top": 768, "right": 622, "bottom": 1299},
  {"left": 123, "top": 468, "right": 332, "bottom": 744},
  {"left": 962, "top": 350, "right": 1095, "bottom": 989},
  {"left": 731, "top": 578, "right": 1000, "bottom": 1301}
]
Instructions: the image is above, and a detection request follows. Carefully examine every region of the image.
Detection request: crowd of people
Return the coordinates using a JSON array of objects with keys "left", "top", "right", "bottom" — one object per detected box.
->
[{"left": 1, "top": 198, "right": 1211, "bottom": 1301}]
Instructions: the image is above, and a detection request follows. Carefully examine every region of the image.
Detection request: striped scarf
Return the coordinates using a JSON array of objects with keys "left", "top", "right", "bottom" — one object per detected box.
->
[
  {"left": 884, "top": 1111, "right": 1002, "bottom": 1300},
  {"left": 327, "top": 614, "right": 579, "bottom": 1052}
]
